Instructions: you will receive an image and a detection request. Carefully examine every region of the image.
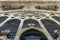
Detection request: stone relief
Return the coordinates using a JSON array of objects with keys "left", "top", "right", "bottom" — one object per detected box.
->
[
  {"left": 54, "top": 30, "right": 60, "bottom": 40},
  {"left": 35, "top": 5, "right": 59, "bottom": 11}
]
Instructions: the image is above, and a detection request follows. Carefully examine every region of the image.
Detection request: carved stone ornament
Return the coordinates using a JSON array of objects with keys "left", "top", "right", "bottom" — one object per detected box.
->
[
  {"left": 54, "top": 30, "right": 60, "bottom": 40},
  {"left": 35, "top": 5, "right": 59, "bottom": 11}
]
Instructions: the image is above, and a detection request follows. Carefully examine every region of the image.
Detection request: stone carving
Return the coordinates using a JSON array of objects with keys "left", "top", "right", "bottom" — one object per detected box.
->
[
  {"left": 0, "top": 30, "right": 11, "bottom": 40},
  {"left": 1, "top": 30, "right": 10, "bottom": 35},
  {"left": 1, "top": 4, "right": 24, "bottom": 10},
  {"left": 54, "top": 30, "right": 60, "bottom": 40},
  {"left": 35, "top": 5, "right": 59, "bottom": 11}
]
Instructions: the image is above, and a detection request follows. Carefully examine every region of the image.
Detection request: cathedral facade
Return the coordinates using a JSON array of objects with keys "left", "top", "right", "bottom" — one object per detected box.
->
[{"left": 0, "top": 1, "right": 60, "bottom": 40}]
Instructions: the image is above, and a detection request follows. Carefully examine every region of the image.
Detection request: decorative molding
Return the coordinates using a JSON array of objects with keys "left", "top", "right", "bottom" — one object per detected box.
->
[{"left": 35, "top": 5, "right": 59, "bottom": 11}]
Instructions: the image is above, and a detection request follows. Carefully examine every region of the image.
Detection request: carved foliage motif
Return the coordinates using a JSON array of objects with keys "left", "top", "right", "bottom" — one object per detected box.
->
[
  {"left": 1, "top": 4, "right": 24, "bottom": 10},
  {"left": 36, "top": 5, "right": 59, "bottom": 11}
]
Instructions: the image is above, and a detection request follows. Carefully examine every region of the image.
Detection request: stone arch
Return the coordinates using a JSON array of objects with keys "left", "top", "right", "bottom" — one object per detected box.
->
[
  {"left": 19, "top": 27, "right": 49, "bottom": 40},
  {"left": 22, "top": 19, "right": 40, "bottom": 28}
]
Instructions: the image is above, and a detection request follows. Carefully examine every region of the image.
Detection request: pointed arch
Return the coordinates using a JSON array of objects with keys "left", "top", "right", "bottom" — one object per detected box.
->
[{"left": 20, "top": 28, "right": 48, "bottom": 40}]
